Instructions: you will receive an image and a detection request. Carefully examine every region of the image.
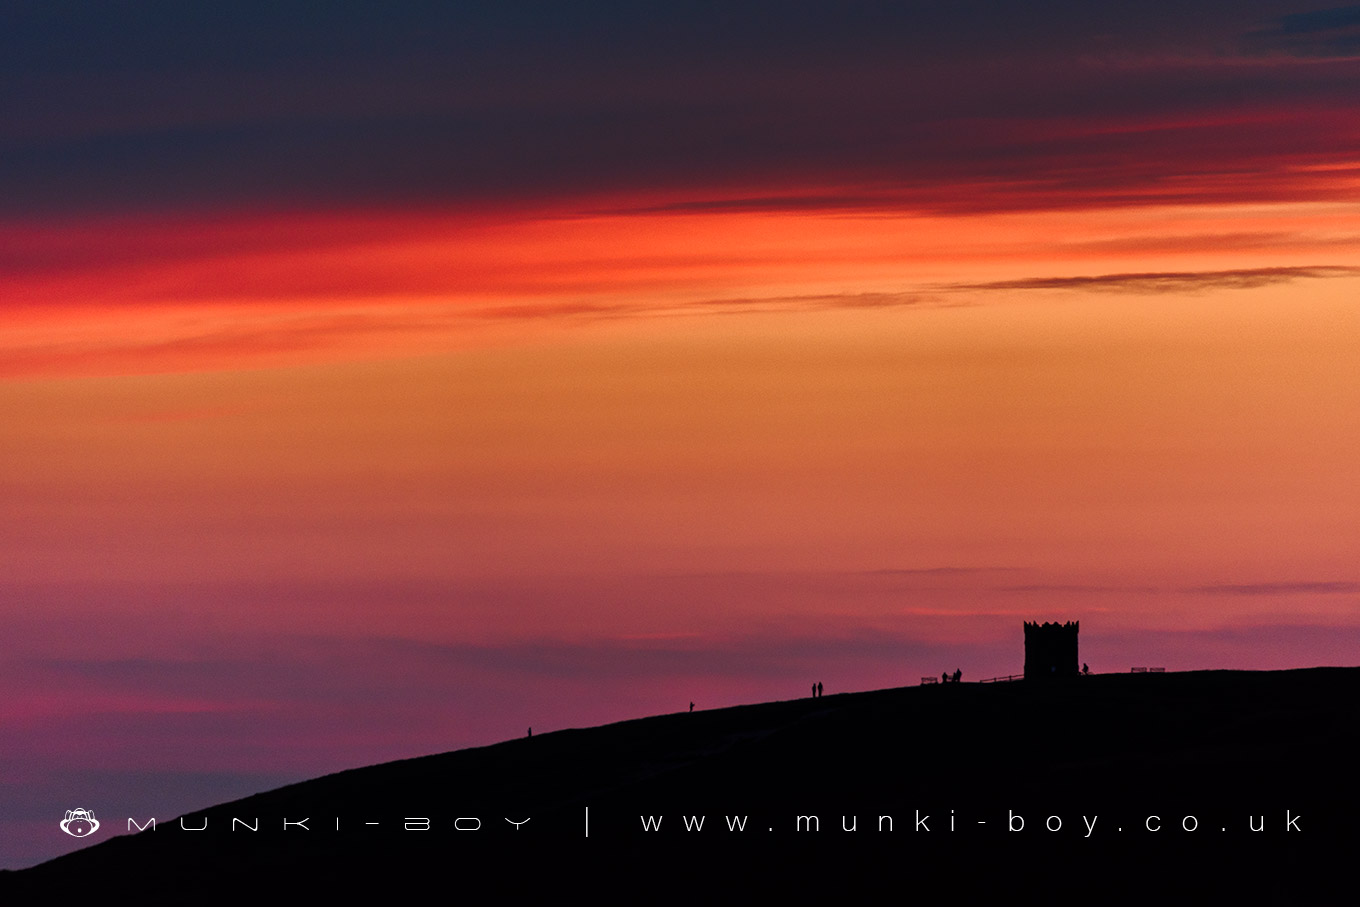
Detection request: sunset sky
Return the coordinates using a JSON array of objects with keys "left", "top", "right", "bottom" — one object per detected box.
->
[{"left": 3, "top": 1, "right": 1359, "bottom": 867}]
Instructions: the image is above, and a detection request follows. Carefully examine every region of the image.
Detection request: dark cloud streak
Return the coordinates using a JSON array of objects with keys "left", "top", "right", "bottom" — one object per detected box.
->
[
  {"left": 952, "top": 265, "right": 1360, "bottom": 294},
  {"left": 1244, "top": 4, "right": 1360, "bottom": 57},
  {"left": 1187, "top": 581, "right": 1360, "bottom": 595}
]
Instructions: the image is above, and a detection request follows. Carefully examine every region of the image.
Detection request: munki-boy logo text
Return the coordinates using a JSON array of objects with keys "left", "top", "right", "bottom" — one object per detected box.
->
[{"left": 60, "top": 809, "right": 99, "bottom": 838}]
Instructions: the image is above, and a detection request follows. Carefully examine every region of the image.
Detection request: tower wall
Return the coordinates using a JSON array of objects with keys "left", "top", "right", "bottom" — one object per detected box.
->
[{"left": 1024, "top": 621, "right": 1079, "bottom": 679}]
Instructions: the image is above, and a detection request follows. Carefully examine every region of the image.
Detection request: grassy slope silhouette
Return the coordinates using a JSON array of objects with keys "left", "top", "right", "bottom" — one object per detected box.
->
[{"left": 6, "top": 668, "right": 1356, "bottom": 900}]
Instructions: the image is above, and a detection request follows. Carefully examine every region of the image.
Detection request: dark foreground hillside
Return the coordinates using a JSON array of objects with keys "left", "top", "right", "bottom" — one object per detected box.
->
[{"left": 6, "top": 668, "right": 1357, "bottom": 901}]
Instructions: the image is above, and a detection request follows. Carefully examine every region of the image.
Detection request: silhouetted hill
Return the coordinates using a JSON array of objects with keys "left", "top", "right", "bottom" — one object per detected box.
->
[{"left": 6, "top": 668, "right": 1356, "bottom": 901}]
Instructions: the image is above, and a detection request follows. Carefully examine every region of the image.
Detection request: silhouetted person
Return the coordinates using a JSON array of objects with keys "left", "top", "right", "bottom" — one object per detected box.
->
[
  {"left": 1082, "top": 663, "right": 1090, "bottom": 675},
  {"left": 812, "top": 683, "right": 817, "bottom": 698},
  {"left": 953, "top": 669, "right": 961, "bottom": 683},
  {"left": 817, "top": 681, "right": 823, "bottom": 698},
  {"left": 942, "top": 671, "right": 948, "bottom": 684},
  {"left": 689, "top": 702, "right": 694, "bottom": 712},
  {"left": 527, "top": 727, "right": 532, "bottom": 737}
]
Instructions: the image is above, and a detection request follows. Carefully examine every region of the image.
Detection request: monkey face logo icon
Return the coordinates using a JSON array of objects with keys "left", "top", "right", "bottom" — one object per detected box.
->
[{"left": 60, "top": 809, "right": 99, "bottom": 837}]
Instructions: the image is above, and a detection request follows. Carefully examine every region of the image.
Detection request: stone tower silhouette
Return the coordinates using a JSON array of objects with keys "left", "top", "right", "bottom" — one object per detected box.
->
[{"left": 1024, "top": 621, "right": 1079, "bottom": 679}]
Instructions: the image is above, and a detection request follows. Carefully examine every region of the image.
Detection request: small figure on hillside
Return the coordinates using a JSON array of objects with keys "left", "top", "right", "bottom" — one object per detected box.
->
[
  {"left": 528, "top": 727, "right": 532, "bottom": 737},
  {"left": 952, "top": 669, "right": 962, "bottom": 683},
  {"left": 817, "top": 681, "right": 823, "bottom": 698},
  {"left": 942, "top": 671, "right": 948, "bottom": 684},
  {"left": 1082, "top": 663, "right": 1090, "bottom": 676},
  {"left": 689, "top": 701, "right": 694, "bottom": 712}
]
